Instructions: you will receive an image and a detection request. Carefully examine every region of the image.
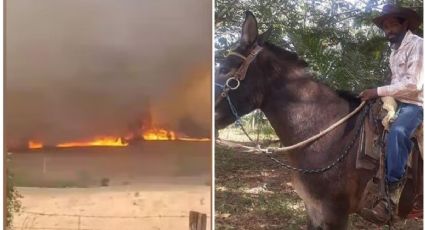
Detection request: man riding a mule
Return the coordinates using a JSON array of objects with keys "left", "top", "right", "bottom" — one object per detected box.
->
[{"left": 359, "top": 4, "right": 423, "bottom": 224}]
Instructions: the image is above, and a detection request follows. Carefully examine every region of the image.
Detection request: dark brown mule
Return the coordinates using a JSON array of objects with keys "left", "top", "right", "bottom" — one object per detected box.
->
[{"left": 215, "top": 11, "right": 420, "bottom": 229}]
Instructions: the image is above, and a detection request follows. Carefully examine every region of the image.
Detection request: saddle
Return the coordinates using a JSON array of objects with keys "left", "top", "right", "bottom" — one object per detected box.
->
[
  {"left": 356, "top": 97, "right": 422, "bottom": 169},
  {"left": 357, "top": 97, "right": 423, "bottom": 219}
]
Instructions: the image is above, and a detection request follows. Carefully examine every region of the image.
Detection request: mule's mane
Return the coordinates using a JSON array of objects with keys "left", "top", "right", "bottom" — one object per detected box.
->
[
  {"left": 263, "top": 42, "right": 308, "bottom": 67},
  {"left": 264, "top": 42, "right": 361, "bottom": 106}
]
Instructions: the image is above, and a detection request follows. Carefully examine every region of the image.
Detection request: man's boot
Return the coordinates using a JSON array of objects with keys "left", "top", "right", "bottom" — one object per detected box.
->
[{"left": 361, "top": 180, "right": 405, "bottom": 225}]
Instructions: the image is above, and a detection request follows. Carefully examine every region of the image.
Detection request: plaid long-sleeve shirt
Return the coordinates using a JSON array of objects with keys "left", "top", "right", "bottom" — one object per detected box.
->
[{"left": 377, "top": 30, "right": 423, "bottom": 106}]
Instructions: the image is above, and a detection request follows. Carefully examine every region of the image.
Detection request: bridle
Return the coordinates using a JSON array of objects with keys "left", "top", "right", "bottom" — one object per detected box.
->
[{"left": 215, "top": 44, "right": 263, "bottom": 107}]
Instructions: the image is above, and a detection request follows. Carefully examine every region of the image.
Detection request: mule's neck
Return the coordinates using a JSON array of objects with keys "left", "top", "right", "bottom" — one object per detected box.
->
[{"left": 260, "top": 75, "right": 355, "bottom": 148}]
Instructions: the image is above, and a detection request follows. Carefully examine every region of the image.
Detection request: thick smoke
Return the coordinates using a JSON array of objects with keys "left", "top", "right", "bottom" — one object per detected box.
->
[{"left": 5, "top": 0, "right": 211, "bottom": 148}]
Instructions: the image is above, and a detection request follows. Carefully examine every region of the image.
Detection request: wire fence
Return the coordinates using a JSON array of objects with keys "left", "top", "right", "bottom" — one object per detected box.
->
[{"left": 13, "top": 211, "right": 210, "bottom": 230}]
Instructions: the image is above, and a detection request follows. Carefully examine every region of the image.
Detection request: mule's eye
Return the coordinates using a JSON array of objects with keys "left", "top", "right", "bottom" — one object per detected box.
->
[{"left": 219, "top": 67, "right": 230, "bottom": 74}]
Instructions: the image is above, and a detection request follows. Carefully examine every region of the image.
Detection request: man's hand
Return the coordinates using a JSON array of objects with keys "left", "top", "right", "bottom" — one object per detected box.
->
[{"left": 358, "top": 88, "right": 378, "bottom": 101}]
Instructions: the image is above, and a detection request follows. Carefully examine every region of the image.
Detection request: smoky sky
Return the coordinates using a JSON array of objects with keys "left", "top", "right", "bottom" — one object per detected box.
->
[{"left": 6, "top": 0, "right": 211, "bottom": 147}]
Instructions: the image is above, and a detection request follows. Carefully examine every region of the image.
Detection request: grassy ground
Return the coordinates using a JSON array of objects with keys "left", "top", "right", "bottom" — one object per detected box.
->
[
  {"left": 215, "top": 145, "right": 423, "bottom": 230},
  {"left": 9, "top": 142, "right": 211, "bottom": 188}
]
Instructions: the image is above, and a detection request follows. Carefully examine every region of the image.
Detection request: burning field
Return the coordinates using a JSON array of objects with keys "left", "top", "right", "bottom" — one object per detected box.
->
[
  {"left": 6, "top": 0, "right": 212, "bottom": 229},
  {"left": 24, "top": 123, "right": 210, "bottom": 151},
  {"left": 7, "top": 86, "right": 212, "bottom": 228},
  {"left": 5, "top": 0, "right": 212, "bottom": 152}
]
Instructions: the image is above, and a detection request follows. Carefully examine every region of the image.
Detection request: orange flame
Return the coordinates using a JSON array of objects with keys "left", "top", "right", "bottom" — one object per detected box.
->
[
  {"left": 177, "top": 137, "right": 210, "bottom": 142},
  {"left": 28, "top": 140, "right": 43, "bottom": 149},
  {"left": 56, "top": 137, "right": 128, "bottom": 148},
  {"left": 143, "top": 128, "right": 176, "bottom": 141},
  {"left": 26, "top": 126, "right": 209, "bottom": 149}
]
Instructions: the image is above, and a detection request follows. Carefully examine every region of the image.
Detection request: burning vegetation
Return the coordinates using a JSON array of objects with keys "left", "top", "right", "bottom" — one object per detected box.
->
[{"left": 26, "top": 115, "right": 209, "bottom": 150}]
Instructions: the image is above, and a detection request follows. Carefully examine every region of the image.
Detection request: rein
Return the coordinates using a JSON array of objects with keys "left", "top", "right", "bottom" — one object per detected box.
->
[
  {"left": 217, "top": 94, "right": 370, "bottom": 174},
  {"left": 240, "top": 101, "right": 367, "bottom": 154}
]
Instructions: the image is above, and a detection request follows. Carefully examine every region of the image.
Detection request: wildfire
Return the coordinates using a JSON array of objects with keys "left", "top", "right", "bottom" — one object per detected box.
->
[
  {"left": 26, "top": 126, "right": 209, "bottom": 150},
  {"left": 56, "top": 137, "right": 128, "bottom": 148},
  {"left": 28, "top": 140, "right": 43, "bottom": 149},
  {"left": 142, "top": 128, "right": 176, "bottom": 141}
]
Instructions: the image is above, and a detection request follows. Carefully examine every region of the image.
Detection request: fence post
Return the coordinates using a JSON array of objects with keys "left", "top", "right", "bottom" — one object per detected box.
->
[{"left": 189, "top": 211, "right": 206, "bottom": 230}]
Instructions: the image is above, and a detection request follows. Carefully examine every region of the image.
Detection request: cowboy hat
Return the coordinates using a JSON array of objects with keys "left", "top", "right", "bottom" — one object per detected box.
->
[{"left": 373, "top": 4, "right": 421, "bottom": 31}]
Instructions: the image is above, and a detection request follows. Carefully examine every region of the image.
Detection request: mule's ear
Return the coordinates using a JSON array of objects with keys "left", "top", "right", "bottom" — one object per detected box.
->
[
  {"left": 240, "top": 11, "right": 258, "bottom": 47},
  {"left": 258, "top": 27, "right": 273, "bottom": 45}
]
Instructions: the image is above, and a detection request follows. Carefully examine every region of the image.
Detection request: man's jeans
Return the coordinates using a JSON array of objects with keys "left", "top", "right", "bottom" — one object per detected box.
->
[{"left": 386, "top": 102, "right": 423, "bottom": 183}]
